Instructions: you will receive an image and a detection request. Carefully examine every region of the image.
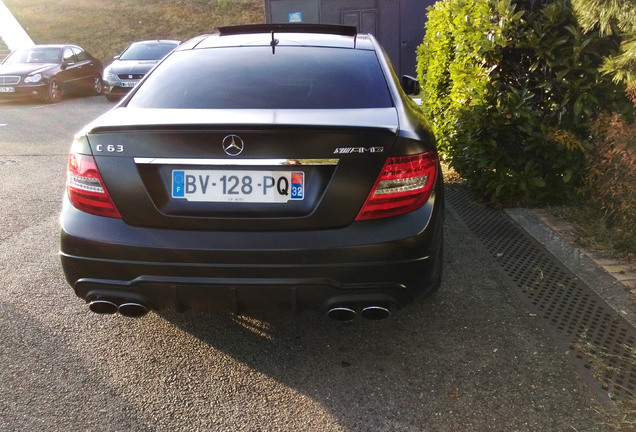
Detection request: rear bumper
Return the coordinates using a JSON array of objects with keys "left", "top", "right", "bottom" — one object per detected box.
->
[{"left": 59, "top": 190, "right": 444, "bottom": 315}]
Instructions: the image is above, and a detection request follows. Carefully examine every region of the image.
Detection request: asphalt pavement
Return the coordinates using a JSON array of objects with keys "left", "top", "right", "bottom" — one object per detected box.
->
[{"left": 0, "top": 96, "right": 632, "bottom": 431}]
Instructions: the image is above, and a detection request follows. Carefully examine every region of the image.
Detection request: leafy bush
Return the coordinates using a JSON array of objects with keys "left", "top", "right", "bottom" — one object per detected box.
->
[
  {"left": 417, "top": 0, "right": 632, "bottom": 205},
  {"left": 416, "top": 0, "right": 493, "bottom": 157},
  {"left": 579, "top": 113, "right": 636, "bottom": 253}
]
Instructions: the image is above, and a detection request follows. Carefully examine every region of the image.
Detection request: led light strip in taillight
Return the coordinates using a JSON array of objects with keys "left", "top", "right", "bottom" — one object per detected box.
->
[{"left": 356, "top": 152, "right": 437, "bottom": 221}]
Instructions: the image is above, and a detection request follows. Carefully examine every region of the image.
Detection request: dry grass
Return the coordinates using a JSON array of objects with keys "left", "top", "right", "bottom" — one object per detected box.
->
[
  {"left": 547, "top": 204, "right": 636, "bottom": 263},
  {"left": 574, "top": 337, "right": 636, "bottom": 431},
  {"left": 4, "top": 0, "right": 265, "bottom": 64},
  {"left": 440, "top": 159, "right": 463, "bottom": 185}
]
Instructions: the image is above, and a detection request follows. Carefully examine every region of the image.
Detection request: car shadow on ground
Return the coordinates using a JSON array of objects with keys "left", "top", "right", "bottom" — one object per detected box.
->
[{"left": 152, "top": 212, "right": 611, "bottom": 431}]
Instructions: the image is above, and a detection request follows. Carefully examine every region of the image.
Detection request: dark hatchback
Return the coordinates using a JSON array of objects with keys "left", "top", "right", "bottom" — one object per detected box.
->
[
  {"left": 60, "top": 24, "right": 444, "bottom": 321},
  {"left": 0, "top": 44, "right": 103, "bottom": 103},
  {"left": 102, "top": 40, "right": 180, "bottom": 101}
]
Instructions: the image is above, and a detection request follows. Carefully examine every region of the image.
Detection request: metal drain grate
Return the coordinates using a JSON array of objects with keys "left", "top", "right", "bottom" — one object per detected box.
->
[{"left": 446, "top": 184, "right": 636, "bottom": 402}]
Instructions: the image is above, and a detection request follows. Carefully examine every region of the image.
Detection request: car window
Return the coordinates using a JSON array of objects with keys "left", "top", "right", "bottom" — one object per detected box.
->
[
  {"left": 62, "top": 47, "right": 76, "bottom": 63},
  {"left": 43, "top": 48, "right": 61, "bottom": 63},
  {"left": 72, "top": 47, "right": 89, "bottom": 61},
  {"left": 127, "top": 46, "right": 393, "bottom": 109},
  {"left": 119, "top": 43, "right": 178, "bottom": 61}
]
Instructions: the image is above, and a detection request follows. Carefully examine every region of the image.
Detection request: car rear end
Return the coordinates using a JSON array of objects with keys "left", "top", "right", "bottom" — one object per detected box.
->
[{"left": 60, "top": 25, "right": 444, "bottom": 320}]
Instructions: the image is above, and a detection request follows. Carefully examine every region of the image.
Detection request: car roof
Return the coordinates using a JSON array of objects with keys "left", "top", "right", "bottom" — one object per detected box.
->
[
  {"left": 128, "top": 40, "right": 180, "bottom": 46},
  {"left": 178, "top": 24, "right": 375, "bottom": 51},
  {"left": 28, "top": 44, "right": 76, "bottom": 49}
]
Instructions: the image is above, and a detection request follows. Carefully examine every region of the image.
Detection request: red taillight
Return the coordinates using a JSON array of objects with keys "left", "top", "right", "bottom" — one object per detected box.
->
[
  {"left": 356, "top": 152, "right": 438, "bottom": 221},
  {"left": 67, "top": 152, "right": 121, "bottom": 218}
]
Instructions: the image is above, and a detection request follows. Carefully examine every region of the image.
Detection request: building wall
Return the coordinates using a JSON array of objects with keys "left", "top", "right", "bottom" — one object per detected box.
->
[{"left": 265, "top": 0, "right": 435, "bottom": 77}]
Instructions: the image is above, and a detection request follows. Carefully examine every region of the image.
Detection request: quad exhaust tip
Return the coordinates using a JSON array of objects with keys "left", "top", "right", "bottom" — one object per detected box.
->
[
  {"left": 118, "top": 302, "right": 149, "bottom": 318},
  {"left": 88, "top": 298, "right": 388, "bottom": 321},
  {"left": 88, "top": 299, "right": 118, "bottom": 315},
  {"left": 327, "top": 306, "right": 357, "bottom": 322},
  {"left": 87, "top": 298, "right": 149, "bottom": 318},
  {"left": 360, "top": 305, "right": 391, "bottom": 320},
  {"left": 327, "top": 304, "right": 391, "bottom": 321}
]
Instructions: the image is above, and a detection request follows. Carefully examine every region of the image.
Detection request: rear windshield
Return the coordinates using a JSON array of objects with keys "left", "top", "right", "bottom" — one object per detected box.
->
[{"left": 126, "top": 46, "right": 393, "bottom": 109}]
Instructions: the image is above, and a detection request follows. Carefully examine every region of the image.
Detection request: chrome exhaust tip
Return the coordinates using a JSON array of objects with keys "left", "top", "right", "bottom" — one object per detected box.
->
[
  {"left": 360, "top": 305, "right": 391, "bottom": 320},
  {"left": 327, "top": 306, "right": 357, "bottom": 322},
  {"left": 88, "top": 299, "right": 118, "bottom": 315},
  {"left": 118, "top": 302, "right": 149, "bottom": 318}
]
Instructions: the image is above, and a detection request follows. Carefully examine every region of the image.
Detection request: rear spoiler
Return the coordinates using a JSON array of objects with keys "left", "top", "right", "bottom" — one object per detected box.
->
[{"left": 217, "top": 24, "right": 357, "bottom": 37}]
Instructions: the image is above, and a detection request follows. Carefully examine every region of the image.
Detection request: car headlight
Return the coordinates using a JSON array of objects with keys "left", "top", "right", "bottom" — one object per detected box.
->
[
  {"left": 24, "top": 73, "right": 42, "bottom": 84},
  {"left": 103, "top": 69, "right": 118, "bottom": 81}
]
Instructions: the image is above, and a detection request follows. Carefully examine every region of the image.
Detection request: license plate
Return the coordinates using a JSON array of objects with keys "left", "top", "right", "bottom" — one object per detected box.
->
[
  {"left": 0, "top": 86, "right": 15, "bottom": 93},
  {"left": 120, "top": 81, "right": 137, "bottom": 88},
  {"left": 172, "top": 169, "right": 304, "bottom": 203}
]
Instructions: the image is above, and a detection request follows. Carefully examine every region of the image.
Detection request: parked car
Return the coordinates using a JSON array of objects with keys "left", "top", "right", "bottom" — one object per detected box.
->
[
  {"left": 60, "top": 24, "right": 445, "bottom": 321},
  {"left": 0, "top": 44, "right": 103, "bottom": 103},
  {"left": 102, "top": 40, "right": 179, "bottom": 101}
]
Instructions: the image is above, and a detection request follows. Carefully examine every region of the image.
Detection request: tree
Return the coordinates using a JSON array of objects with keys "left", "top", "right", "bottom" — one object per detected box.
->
[{"left": 572, "top": 0, "right": 636, "bottom": 87}]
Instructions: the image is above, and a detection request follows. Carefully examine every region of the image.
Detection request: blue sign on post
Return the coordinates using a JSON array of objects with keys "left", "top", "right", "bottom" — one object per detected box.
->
[{"left": 288, "top": 12, "right": 302, "bottom": 23}]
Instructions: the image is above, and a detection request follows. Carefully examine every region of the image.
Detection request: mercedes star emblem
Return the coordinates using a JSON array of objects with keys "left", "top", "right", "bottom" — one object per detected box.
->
[{"left": 222, "top": 134, "right": 244, "bottom": 156}]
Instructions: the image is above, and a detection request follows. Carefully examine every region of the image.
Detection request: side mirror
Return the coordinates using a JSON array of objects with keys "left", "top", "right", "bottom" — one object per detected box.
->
[{"left": 401, "top": 75, "right": 420, "bottom": 95}]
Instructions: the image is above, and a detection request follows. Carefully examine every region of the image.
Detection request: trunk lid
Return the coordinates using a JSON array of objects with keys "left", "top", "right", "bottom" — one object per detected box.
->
[{"left": 85, "top": 107, "right": 398, "bottom": 231}]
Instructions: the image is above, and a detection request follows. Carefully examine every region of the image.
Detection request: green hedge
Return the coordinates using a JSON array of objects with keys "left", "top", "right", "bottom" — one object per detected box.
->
[{"left": 417, "top": 0, "right": 632, "bottom": 205}]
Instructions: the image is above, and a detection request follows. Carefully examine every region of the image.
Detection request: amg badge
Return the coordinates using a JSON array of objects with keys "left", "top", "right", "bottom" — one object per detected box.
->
[{"left": 333, "top": 147, "right": 384, "bottom": 154}]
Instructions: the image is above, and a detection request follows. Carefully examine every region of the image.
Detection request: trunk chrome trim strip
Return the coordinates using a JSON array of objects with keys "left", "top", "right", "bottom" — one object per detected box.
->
[{"left": 134, "top": 158, "right": 339, "bottom": 166}]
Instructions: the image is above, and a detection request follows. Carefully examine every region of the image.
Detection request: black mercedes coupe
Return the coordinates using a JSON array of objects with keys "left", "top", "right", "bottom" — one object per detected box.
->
[{"left": 59, "top": 24, "right": 444, "bottom": 321}]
